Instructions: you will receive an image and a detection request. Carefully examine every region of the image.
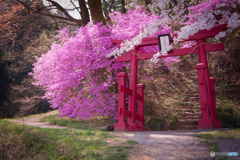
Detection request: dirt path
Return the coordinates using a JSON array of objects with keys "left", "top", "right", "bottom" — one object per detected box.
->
[
  {"left": 10, "top": 110, "right": 67, "bottom": 129},
  {"left": 118, "top": 129, "right": 226, "bottom": 160}
]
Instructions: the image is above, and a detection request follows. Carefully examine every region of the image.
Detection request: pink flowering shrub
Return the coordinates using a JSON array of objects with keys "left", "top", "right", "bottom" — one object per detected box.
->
[
  {"left": 31, "top": 7, "right": 172, "bottom": 119},
  {"left": 31, "top": 22, "right": 124, "bottom": 119}
]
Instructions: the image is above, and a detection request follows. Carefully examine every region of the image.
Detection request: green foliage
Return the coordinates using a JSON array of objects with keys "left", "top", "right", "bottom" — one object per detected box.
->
[
  {"left": 0, "top": 31, "right": 54, "bottom": 119},
  {"left": 169, "top": 116, "right": 179, "bottom": 130},
  {"left": 147, "top": 116, "right": 168, "bottom": 130},
  {"left": 0, "top": 49, "right": 12, "bottom": 118},
  {"left": 217, "top": 106, "right": 240, "bottom": 128}
]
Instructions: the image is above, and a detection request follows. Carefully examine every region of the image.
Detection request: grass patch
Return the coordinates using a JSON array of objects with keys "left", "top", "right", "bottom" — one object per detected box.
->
[
  {"left": 195, "top": 129, "right": 240, "bottom": 142},
  {"left": 195, "top": 130, "right": 240, "bottom": 160},
  {"left": 104, "top": 152, "right": 128, "bottom": 160},
  {"left": 197, "top": 130, "right": 240, "bottom": 140},
  {"left": 209, "top": 142, "right": 220, "bottom": 152},
  {"left": 195, "top": 133, "right": 215, "bottom": 141},
  {"left": 40, "top": 114, "right": 117, "bottom": 131},
  {"left": 0, "top": 120, "right": 132, "bottom": 160},
  {"left": 109, "top": 145, "right": 134, "bottom": 152},
  {"left": 196, "top": 133, "right": 222, "bottom": 159},
  {"left": 127, "top": 140, "right": 138, "bottom": 145}
]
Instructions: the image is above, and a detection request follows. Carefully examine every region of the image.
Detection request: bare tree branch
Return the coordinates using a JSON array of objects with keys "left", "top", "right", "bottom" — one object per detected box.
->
[
  {"left": 70, "top": 0, "right": 81, "bottom": 14},
  {"left": 108, "top": 0, "right": 115, "bottom": 14},
  {"left": 39, "top": 11, "right": 81, "bottom": 24},
  {"left": 15, "top": 0, "right": 105, "bottom": 27},
  {"left": 45, "top": 0, "right": 77, "bottom": 21},
  {"left": 16, "top": 0, "right": 83, "bottom": 27}
]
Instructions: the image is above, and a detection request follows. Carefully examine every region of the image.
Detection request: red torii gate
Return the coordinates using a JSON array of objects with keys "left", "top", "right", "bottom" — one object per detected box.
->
[{"left": 112, "top": 24, "right": 227, "bottom": 131}]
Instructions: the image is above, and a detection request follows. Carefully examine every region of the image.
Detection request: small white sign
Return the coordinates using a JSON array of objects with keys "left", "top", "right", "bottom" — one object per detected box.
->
[{"left": 158, "top": 34, "right": 172, "bottom": 53}]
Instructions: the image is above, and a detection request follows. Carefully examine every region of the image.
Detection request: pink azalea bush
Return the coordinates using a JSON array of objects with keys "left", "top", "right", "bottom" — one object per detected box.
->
[{"left": 31, "top": 23, "right": 122, "bottom": 119}]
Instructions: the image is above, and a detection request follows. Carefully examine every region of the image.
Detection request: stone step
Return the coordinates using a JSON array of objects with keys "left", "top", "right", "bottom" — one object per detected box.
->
[
  {"left": 178, "top": 119, "right": 199, "bottom": 125},
  {"left": 178, "top": 112, "right": 201, "bottom": 116},
  {"left": 194, "top": 103, "right": 200, "bottom": 106},
  {"left": 178, "top": 117, "right": 201, "bottom": 123},
  {"left": 189, "top": 97, "right": 200, "bottom": 101},
  {"left": 178, "top": 109, "right": 194, "bottom": 113},
  {"left": 179, "top": 116, "right": 193, "bottom": 119},
  {"left": 195, "top": 112, "right": 202, "bottom": 116},
  {"left": 178, "top": 102, "right": 192, "bottom": 106},
  {"left": 180, "top": 104, "right": 200, "bottom": 107},
  {"left": 178, "top": 114, "right": 201, "bottom": 119},
  {"left": 179, "top": 106, "right": 200, "bottom": 110},
  {"left": 184, "top": 93, "right": 199, "bottom": 97},
  {"left": 193, "top": 115, "right": 201, "bottom": 119},
  {"left": 177, "top": 124, "right": 198, "bottom": 130}
]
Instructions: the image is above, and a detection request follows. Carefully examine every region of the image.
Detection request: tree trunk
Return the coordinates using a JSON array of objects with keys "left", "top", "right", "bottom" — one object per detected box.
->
[
  {"left": 122, "top": 0, "right": 126, "bottom": 13},
  {"left": 88, "top": 0, "right": 106, "bottom": 25},
  {"left": 78, "top": 0, "right": 90, "bottom": 26},
  {"left": 145, "top": 0, "right": 152, "bottom": 6}
]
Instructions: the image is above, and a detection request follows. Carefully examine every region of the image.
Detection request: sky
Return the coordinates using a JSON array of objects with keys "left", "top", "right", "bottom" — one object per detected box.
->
[{"left": 43, "top": 0, "right": 81, "bottom": 19}]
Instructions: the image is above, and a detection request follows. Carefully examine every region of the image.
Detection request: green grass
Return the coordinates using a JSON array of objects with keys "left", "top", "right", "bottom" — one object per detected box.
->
[
  {"left": 0, "top": 119, "right": 135, "bottom": 160},
  {"left": 40, "top": 114, "right": 117, "bottom": 131},
  {"left": 127, "top": 140, "right": 138, "bottom": 145},
  {"left": 196, "top": 134, "right": 225, "bottom": 160},
  {"left": 195, "top": 130, "right": 240, "bottom": 160},
  {"left": 196, "top": 130, "right": 240, "bottom": 140}
]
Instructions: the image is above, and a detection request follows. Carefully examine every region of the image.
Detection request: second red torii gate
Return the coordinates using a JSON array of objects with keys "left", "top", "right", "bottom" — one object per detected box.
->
[{"left": 113, "top": 24, "right": 227, "bottom": 131}]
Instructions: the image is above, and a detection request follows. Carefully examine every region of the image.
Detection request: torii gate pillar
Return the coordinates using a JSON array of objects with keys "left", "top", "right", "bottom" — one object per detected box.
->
[
  {"left": 128, "top": 47, "right": 138, "bottom": 131},
  {"left": 196, "top": 38, "right": 221, "bottom": 128}
]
